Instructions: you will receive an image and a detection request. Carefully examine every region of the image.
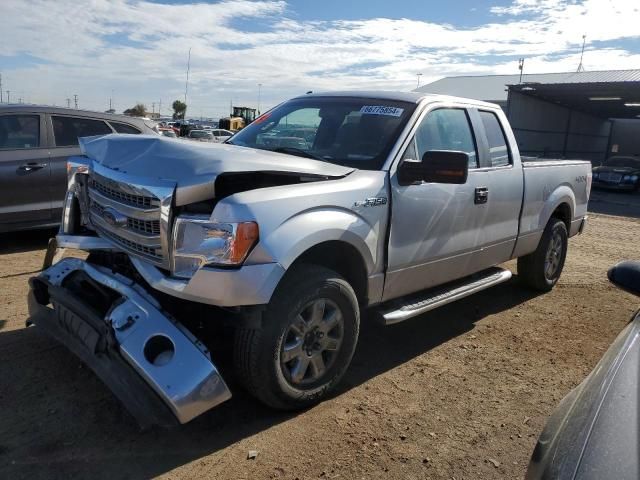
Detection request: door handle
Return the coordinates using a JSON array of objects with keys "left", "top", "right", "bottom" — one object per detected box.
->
[
  {"left": 474, "top": 187, "right": 489, "bottom": 204},
  {"left": 18, "top": 162, "right": 47, "bottom": 172}
]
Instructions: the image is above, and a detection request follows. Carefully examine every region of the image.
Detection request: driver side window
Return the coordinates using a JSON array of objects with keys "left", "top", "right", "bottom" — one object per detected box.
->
[{"left": 408, "top": 108, "right": 478, "bottom": 168}]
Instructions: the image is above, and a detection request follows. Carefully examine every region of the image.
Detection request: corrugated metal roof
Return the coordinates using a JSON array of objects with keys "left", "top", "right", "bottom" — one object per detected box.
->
[{"left": 414, "top": 70, "right": 640, "bottom": 102}]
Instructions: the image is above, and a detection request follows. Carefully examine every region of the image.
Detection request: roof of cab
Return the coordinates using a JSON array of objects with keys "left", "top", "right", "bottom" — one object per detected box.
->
[{"left": 295, "top": 90, "right": 501, "bottom": 109}]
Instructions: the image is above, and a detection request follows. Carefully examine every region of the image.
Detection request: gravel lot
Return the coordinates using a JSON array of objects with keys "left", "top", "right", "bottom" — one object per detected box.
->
[{"left": 1, "top": 190, "right": 639, "bottom": 479}]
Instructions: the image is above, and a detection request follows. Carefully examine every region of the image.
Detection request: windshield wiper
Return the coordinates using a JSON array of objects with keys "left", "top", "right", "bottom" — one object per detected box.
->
[{"left": 272, "top": 147, "right": 326, "bottom": 161}]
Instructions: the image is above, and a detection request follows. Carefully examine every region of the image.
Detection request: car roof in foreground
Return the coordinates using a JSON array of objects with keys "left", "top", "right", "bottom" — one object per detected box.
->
[
  {"left": 0, "top": 104, "right": 150, "bottom": 122},
  {"left": 295, "top": 90, "right": 500, "bottom": 109}
]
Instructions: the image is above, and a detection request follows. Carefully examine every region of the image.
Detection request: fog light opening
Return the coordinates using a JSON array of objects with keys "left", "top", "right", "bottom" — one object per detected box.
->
[{"left": 144, "top": 335, "right": 175, "bottom": 367}]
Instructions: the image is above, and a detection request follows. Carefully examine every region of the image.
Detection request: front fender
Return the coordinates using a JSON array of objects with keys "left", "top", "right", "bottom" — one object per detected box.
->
[{"left": 261, "top": 208, "right": 378, "bottom": 274}]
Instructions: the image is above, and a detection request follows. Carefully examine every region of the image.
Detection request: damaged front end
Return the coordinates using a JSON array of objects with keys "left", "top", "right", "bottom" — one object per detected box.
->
[{"left": 28, "top": 257, "right": 231, "bottom": 428}]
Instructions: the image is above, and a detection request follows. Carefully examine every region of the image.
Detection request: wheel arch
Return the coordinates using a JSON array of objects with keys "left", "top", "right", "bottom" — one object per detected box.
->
[{"left": 286, "top": 240, "right": 369, "bottom": 305}]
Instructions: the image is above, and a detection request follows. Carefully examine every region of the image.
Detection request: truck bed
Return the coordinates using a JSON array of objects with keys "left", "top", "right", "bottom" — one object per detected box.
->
[{"left": 513, "top": 158, "right": 591, "bottom": 258}]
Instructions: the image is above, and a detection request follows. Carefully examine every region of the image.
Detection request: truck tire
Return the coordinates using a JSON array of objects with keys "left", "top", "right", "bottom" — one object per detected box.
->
[
  {"left": 234, "top": 265, "right": 360, "bottom": 410},
  {"left": 518, "top": 217, "right": 568, "bottom": 292}
]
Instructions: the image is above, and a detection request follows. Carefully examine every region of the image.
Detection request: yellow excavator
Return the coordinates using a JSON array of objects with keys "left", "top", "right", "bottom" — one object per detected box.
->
[{"left": 218, "top": 106, "right": 257, "bottom": 132}]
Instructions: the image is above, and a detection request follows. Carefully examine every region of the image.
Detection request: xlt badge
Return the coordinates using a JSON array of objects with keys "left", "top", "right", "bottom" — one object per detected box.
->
[{"left": 354, "top": 197, "right": 388, "bottom": 208}]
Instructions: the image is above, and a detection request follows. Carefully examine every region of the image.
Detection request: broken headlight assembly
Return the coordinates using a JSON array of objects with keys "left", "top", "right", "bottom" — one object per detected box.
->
[{"left": 171, "top": 215, "right": 259, "bottom": 279}]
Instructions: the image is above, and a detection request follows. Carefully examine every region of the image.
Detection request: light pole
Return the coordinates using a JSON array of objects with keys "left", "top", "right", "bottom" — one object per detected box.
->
[
  {"left": 6, "top": 91, "right": 10, "bottom": 103},
  {"left": 258, "top": 83, "right": 262, "bottom": 114},
  {"left": 416, "top": 73, "right": 423, "bottom": 89},
  {"left": 184, "top": 47, "right": 191, "bottom": 120}
]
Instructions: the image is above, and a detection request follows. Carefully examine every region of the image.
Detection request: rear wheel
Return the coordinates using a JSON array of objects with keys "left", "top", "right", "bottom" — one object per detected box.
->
[
  {"left": 234, "top": 265, "right": 360, "bottom": 410},
  {"left": 518, "top": 217, "right": 568, "bottom": 292}
]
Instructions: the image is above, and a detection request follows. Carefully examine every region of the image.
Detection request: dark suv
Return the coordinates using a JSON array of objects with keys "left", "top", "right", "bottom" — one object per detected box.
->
[{"left": 0, "top": 105, "right": 157, "bottom": 233}]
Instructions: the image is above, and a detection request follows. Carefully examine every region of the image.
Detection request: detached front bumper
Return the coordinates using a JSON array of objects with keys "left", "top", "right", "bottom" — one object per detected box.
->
[{"left": 28, "top": 257, "right": 231, "bottom": 428}]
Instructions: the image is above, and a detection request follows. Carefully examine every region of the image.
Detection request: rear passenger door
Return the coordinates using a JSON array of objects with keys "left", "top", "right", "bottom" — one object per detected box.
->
[
  {"left": 0, "top": 112, "right": 52, "bottom": 226},
  {"left": 469, "top": 108, "right": 524, "bottom": 265},
  {"left": 48, "top": 115, "right": 113, "bottom": 219}
]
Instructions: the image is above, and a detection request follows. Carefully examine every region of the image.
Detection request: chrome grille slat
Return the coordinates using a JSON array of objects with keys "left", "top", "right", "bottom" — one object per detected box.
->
[
  {"left": 90, "top": 176, "right": 159, "bottom": 208},
  {"left": 88, "top": 187, "right": 158, "bottom": 220},
  {"left": 95, "top": 225, "right": 163, "bottom": 262}
]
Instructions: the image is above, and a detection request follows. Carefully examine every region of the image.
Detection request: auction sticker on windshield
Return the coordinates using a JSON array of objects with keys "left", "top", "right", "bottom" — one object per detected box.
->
[{"left": 360, "top": 105, "right": 404, "bottom": 117}]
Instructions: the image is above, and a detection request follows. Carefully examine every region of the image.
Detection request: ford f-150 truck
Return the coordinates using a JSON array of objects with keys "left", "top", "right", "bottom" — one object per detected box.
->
[{"left": 28, "top": 91, "right": 591, "bottom": 427}]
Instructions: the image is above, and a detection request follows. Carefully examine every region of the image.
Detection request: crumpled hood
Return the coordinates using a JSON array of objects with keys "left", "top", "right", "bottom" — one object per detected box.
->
[{"left": 79, "top": 134, "right": 354, "bottom": 202}]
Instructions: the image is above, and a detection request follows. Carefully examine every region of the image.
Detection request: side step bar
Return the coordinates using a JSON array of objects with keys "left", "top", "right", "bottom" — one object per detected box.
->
[{"left": 377, "top": 267, "right": 512, "bottom": 325}]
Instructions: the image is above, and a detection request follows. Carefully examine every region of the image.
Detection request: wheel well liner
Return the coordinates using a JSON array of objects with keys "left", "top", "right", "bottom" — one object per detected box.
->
[
  {"left": 288, "top": 241, "right": 368, "bottom": 304},
  {"left": 551, "top": 202, "right": 571, "bottom": 230}
]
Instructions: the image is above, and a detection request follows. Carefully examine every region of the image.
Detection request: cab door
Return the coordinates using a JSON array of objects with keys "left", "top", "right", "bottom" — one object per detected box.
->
[
  {"left": 383, "top": 106, "right": 491, "bottom": 301},
  {"left": 468, "top": 108, "right": 523, "bottom": 266},
  {"left": 0, "top": 112, "right": 52, "bottom": 226}
]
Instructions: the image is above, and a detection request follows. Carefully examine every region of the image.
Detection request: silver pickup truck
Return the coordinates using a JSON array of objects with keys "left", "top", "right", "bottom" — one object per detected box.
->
[{"left": 28, "top": 91, "right": 591, "bottom": 427}]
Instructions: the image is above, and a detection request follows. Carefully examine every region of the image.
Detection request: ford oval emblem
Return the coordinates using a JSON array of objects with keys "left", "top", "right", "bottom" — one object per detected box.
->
[{"left": 101, "top": 207, "right": 128, "bottom": 227}]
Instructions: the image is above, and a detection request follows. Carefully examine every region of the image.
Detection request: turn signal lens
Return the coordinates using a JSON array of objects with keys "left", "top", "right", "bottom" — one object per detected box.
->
[{"left": 230, "top": 222, "right": 259, "bottom": 263}]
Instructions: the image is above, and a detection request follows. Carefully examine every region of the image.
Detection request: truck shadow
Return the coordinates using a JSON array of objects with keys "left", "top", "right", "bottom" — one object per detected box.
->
[
  {"left": 0, "top": 229, "right": 55, "bottom": 254},
  {"left": 0, "top": 278, "right": 540, "bottom": 479}
]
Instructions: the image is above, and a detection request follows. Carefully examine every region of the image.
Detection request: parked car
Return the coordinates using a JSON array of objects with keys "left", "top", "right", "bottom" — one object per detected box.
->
[
  {"left": 527, "top": 260, "right": 640, "bottom": 480},
  {"left": 29, "top": 91, "right": 591, "bottom": 428},
  {"left": 211, "top": 128, "right": 234, "bottom": 143},
  {"left": 592, "top": 155, "right": 640, "bottom": 191},
  {"left": 187, "top": 129, "right": 214, "bottom": 142},
  {"left": 0, "top": 105, "right": 157, "bottom": 233},
  {"left": 159, "top": 128, "right": 177, "bottom": 138}
]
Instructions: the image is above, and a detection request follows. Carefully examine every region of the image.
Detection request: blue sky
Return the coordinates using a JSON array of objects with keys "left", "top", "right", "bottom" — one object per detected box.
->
[{"left": 1, "top": 0, "right": 639, "bottom": 118}]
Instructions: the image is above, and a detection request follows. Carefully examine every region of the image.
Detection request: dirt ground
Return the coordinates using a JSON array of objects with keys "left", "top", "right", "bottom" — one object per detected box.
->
[{"left": 1, "top": 191, "right": 639, "bottom": 480}]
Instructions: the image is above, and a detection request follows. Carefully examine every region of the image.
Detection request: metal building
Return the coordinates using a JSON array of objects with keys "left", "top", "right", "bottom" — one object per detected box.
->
[{"left": 415, "top": 70, "right": 640, "bottom": 163}]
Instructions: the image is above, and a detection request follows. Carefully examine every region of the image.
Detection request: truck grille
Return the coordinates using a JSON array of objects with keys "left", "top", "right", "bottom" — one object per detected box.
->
[
  {"left": 87, "top": 170, "right": 173, "bottom": 267},
  {"left": 598, "top": 172, "right": 622, "bottom": 183}
]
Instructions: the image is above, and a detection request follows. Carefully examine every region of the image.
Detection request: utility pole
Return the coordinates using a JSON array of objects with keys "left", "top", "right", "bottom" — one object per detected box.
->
[
  {"left": 0, "top": 74, "right": 3, "bottom": 103},
  {"left": 73, "top": 94, "right": 78, "bottom": 109},
  {"left": 416, "top": 73, "right": 423, "bottom": 89},
  {"left": 66, "top": 98, "right": 71, "bottom": 108},
  {"left": 518, "top": 58, "right": 525, "bottom": 83},
  {"left": 184, "top": 47, "right": 191, "bottom": 120},
  {"left": 158, "top": 99, "right": 162, "bottom": 116},
  {"left": 577, "top": 35, "right": 586, "bottom": 72},
  {"left": 152, "top": 102, "right": 156, "bottom": 116},
  {"left": 257, "top": 83, "right": 262, "bottom": 114},
  {"left": 6, "top": 91, "right": 10, "bottom": 104}
]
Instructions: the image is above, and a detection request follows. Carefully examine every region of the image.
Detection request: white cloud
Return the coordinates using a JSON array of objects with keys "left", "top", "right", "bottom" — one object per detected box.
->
[{"left": 1, "top": 0, "right": 639, "bottom": 118}]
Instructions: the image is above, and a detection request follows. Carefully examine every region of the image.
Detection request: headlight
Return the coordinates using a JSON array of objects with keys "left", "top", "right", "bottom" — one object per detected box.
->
[{"left": 172, "top": 215, "right": 259, "bottom": 278}]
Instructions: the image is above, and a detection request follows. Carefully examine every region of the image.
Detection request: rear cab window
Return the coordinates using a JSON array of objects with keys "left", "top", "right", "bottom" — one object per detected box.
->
[
  {"left": 479, "top": 111, "right": 511, "bottom": 167},
  {"left": 52, "top": 116, "right": 113, "bottom": 147},
  {"left": 0, "top": 114, "right": 41, "bottom": 149},
  {"left": 109, "top": 122, "right": 141, "bottom": 134}
]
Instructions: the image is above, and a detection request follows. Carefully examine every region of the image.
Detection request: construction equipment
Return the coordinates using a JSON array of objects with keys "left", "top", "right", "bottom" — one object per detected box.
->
[{"left": 218, "top": 106, "right": 257, "bottom": 132}]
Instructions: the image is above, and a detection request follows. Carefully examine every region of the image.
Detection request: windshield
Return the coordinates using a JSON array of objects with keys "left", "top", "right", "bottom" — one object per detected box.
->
[
  {"left": 604, "top": 157, "right": 640, "bottom": 169},
  {"left": 228, "top": 97, "right": 416, "bottom": 169}
]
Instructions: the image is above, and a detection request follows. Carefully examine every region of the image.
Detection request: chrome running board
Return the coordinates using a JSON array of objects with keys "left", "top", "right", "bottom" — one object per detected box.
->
[{"left": 377, "top": 267, "right": 512, "bottom": 325}]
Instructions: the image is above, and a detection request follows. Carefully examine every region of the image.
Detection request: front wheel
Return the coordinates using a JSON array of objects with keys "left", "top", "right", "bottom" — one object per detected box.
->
[
  {"left": 234, "top": 265, "right": 360, "bottom": 410},
  {"left": 518, "top": 217, "right": 568, "bottom": 292}
]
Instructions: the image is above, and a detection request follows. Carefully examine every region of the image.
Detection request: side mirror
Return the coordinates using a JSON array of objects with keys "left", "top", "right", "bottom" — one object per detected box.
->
[
  {"left": 608, "top": 261, "right": 640, "bottom": 297},
  {"left": 398, "top": 150, "right": 469, "bottom": 185}
]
